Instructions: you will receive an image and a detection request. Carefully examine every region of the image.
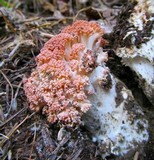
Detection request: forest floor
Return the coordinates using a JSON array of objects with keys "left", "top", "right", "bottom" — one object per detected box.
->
[{"left": 0, "top": 0, "right": 154, "bottom": 160}]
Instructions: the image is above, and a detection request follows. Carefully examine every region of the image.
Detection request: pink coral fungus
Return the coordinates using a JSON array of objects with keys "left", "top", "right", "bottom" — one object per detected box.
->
[{"left": 23, "top": 20, "right": 108, "bottom": 125}]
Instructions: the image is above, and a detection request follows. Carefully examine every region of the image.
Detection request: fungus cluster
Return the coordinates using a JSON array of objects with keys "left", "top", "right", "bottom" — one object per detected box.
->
[
  {"left": 23, "top": 20, "right": 109, "bottom": 125},
  {"left": 24, "top": 20, "right": 149, "bottom": 157}
]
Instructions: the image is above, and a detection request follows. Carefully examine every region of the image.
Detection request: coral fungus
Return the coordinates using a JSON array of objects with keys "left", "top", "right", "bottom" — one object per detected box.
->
[
  {"left": 24, "top": 20, "right": 149, "bottom": 157},
  {"left": 23, "top": 20, "right": 108, "bottom": 125}
]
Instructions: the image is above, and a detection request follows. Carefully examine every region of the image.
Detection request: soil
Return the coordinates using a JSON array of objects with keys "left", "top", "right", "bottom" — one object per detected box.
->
[{"left": 0, "top": 0, "right": 153, "bottom": 160}]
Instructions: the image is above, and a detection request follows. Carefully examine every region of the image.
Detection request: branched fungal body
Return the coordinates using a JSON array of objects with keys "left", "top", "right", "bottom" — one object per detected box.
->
[
  {"left": 24, "top": 20, "right": 108, "bottom": 125},
  {"left": 24, "top": 20, "right": 148, "bottom": 158}
]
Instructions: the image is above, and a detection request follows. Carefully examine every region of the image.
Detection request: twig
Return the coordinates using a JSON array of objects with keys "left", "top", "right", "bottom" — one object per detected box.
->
[
  {"left": 0, "top": 107, "right": 27, "bottom": 128},
  {"left": 39, "top": 32, "right": 54, "bottom": 38},
  {"left": 0, "top": 43, "right": 20, "bottom": 68},
  {"left": 29, "top": 123, "right": 37, "bottom": 160},
  {"left": 0, "top": 70, "right": 14, "bottom": 112},
  {"left": 50, "top": 134, "right": 70, "bottom": 157},
  {"left": 0, "top": 8, "right": 16, "bottom": 32},
  {"left": 17, "top": 17, "right": 40, "bottom": 24},
  {"left": 134, "top": 151, "right": 139, "bottom": 160},
  {"left": 0, "top": 36, "right": 14, "bottom": 45},
  {"left": 0, "top": 112, "right": 35, "bottom": 148},
  {"left": 11, "top": 80, "right": 23, "bottom": 111},
  {"left": 73, "top": 6, "right": 91, "bottom": 21}
]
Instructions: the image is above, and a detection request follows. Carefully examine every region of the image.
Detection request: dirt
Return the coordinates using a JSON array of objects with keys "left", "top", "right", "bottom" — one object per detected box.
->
[{"left": 0, "top": 0, "right": 153, "bottom": 160}]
